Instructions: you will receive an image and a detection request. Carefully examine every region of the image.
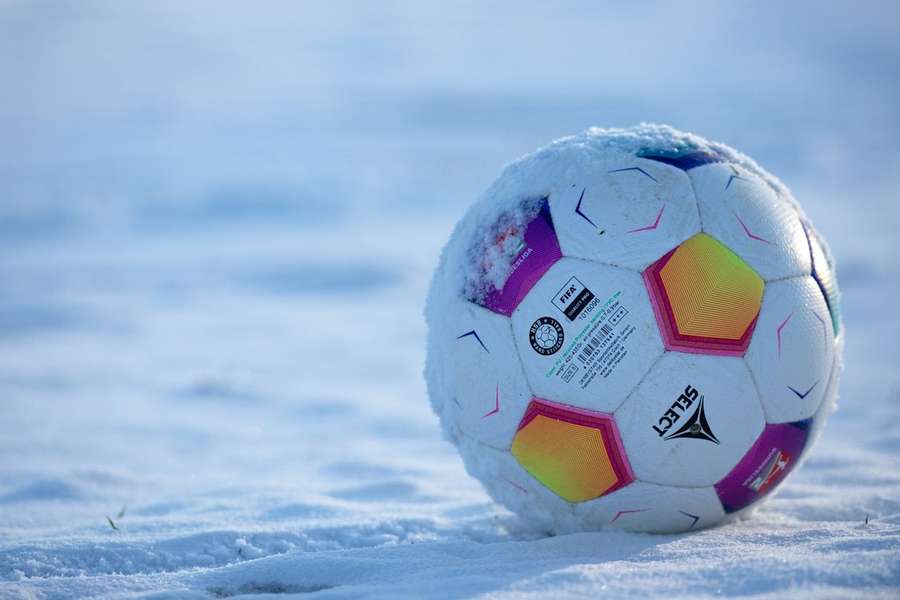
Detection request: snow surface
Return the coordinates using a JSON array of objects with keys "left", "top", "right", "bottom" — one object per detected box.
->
[{"left": 2, "top": 1, "right": 900, "bottom": 598}]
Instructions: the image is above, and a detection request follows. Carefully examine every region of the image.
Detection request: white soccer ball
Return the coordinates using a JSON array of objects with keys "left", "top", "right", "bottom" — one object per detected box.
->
[{"left": 425, "top": 125, "right": 842, "bottom": 533}]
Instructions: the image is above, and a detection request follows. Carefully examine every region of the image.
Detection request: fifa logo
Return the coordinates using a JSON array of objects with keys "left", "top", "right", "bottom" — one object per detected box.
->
[
  {"left": 551, "top": 276, "right": 595, "bottom": 321},
  {"left": 559, "top": 285, "right": 578, "bottom": 304}
]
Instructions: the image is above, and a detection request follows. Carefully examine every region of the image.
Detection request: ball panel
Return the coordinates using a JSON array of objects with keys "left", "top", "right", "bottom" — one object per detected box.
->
[
  {"left": 427, "top": 296, "right": 532, "bottom": 450},
  {"left": 615, "top": 352, "right": 765, "bottom": 486},
  {"left": 510, "top": 398, "right": 633, "bottom": 503},
  {"left": 643, "top": 233, "right": 764, "bottom": 356},
  {"left": 573, "top": 481, "right": 726, "bottom": 533},
  {"left": 510, "top": 258, "right": 664, "bottom": 413},
  {"left": 465, "top": 198, "right": 563, "bottom": 317},
  {"left": 691, "top": 163, "right": 811, "bottom": 280},
  {"left": 547, "top": 157, "right": 701, "bottom": 270},
  {"left": 714, "top": 419, "right": 812, "bottom": 514},
  {"left": 744, "top": 277, "right": 835, "bottom": 424}
]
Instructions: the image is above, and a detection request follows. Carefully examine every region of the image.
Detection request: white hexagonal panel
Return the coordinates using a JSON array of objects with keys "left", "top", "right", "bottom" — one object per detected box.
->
[
  {"left": 548, "top": 156, "right": 701, "bottom": 271},
  {"left": 456, "top": 433, "right": 575, "bottom": 531},
  {"left": 690, "top": 162, "right": 811, "bottom": 280},
  {"left": 429, "top": 296, "right": 533, "bottom": 450},
  {"left": 573, "top": 481, "right": 726, "bottom": 533},
  {"left": 509, "top": 258, "right": 664, "bottom": 413},
  {"left": 615, "top": 352, "right": 765, "bottom": 486},
  {"left": 744, "top": 277, "right": 836, "bottom": 424}
]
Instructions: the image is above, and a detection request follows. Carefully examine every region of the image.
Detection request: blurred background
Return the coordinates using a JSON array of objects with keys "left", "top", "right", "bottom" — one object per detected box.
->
[{"left": 1, "top": 0, "right": 899, "bottom": 591}]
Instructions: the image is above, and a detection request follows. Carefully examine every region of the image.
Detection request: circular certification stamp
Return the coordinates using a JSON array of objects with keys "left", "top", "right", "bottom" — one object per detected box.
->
[{"left": 529, "top": 316, "right": 564, "bottom": 355}]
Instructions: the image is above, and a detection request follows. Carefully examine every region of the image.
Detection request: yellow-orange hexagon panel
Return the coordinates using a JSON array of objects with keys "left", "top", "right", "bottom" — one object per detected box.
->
[
  {"left": 643, "top": 233, "right": 764, "bottom": 356},
  {"left": 510, "top": 399, "right": 633, "bottom": 502}
]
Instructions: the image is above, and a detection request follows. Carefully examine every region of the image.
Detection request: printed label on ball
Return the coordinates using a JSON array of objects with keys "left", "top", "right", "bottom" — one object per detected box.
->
[
  {"left": 543, "top": 287, "right": 636, "bottom": 390},
  {"left": 551, "top": 276, "right": 595, "bottom": 321},
  {"left": 714, "top": 419, "right": 811, "bottom": 513},
  {"left": 529, "top": 316, "right": 565, "bottom": 355}
]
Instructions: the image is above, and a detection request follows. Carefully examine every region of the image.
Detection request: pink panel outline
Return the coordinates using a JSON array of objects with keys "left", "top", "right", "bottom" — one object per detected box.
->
[
  {"left": 515, "top": 397, "right": 635, "bottom": 495},
  {"left": 642, "top": 246, "right": 760, "bottom": 357}
]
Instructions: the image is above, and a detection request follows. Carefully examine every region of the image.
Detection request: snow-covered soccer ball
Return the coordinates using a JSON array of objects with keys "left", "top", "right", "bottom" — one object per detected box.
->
[{"left": 425, "top": 125, "right": 842, "bottom": 533}]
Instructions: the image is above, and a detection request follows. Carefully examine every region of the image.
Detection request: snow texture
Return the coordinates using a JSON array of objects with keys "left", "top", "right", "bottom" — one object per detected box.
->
[
  {"left": 463, "top": 196, "right": 545, "bottom": 303},
  {"left": 2, "top": 1, "right": 900, "bottom": 598}
]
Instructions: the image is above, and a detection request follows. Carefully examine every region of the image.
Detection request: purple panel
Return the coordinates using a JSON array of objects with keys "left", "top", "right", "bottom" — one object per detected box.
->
[
  {"left": 715, "top": 419, "right": 811, "bottom": 513},
  {"left": 482, "top": 201, "right": 562, "bottom": 316}
]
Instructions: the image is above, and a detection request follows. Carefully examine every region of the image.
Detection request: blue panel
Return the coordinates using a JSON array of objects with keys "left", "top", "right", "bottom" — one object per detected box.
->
[
  {"left": 790, "top": 417, "right": 814, "bottom": 431},
  {"left": 637, "top": 148, "right": 727, "bottom": 171}
]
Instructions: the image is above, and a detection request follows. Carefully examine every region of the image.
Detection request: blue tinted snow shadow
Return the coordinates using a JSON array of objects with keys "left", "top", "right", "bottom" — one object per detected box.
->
[
  {"left": 0, "top": 478, "right": 88, "bottom": 504},
  {"left": 0, "top": 372, "right": 70, "bottom": 391},
  {"left": 0, "top": 304, "right": 96, "bottom": 339},
  {"left": 260, "top": 502, "right": 338, "bottom": 521},
  {"left": 135, "top": 184, "right": 343, "bottom": 232},
  {"left": 174, "top": 380, "right": 260, "bottom": 405},
  {"left": 207, "top": 582, "right": 334, "bottom": 596},
  {"left": 328, "top": 480, "right": 435, "bottom": 503},
  {"left": 240, "top": 263, "right": 401, "bottom": 295},
  {"left": 0, "top": 211, "right": 75, "bottom": 243},
  {"left": 320, "top": 460, "right": 417, "bottom": 480},
  {"left": 286, "top": 398, "right": 355, "bottom": 419}
]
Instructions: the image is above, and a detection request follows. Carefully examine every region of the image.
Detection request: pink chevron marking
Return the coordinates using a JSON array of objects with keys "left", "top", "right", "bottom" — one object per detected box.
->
[
  {"left": 610, "top": 508, "right": 648, "bottom": 524},
  {"left": 627, "top": 204, "right": 665, "bottom": 233},
  {"left": 482, "top": 384, "right": 500, "bottom": 418},
  {"left": 734, "top": 211, "right": 772, "bottom": 244},
  {"left": 503, "top": 477, "right": 528, "bottom": 495},
  {"left": 776, "top": 313, "right": 793, "bottom": 358}
]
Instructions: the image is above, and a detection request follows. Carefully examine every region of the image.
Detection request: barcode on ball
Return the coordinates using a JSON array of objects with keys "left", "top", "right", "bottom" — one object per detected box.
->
[{"left": 578, "top": 323, "right": 615, "bottom": 363}]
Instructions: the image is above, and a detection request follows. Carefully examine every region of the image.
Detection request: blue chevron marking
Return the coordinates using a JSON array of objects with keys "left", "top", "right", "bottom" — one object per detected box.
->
[
  {"left": 457, "top": 330, "right": 489, "bottom": 353},
  {"left": 608, "top": 166, "right": 658, "bottom": 182},
  {"left": 788, "top": 381, "right": 819, "bottom": 399},
  {"left": 679, "top": 510, "right": 700, "bottom": 529},
  {"left": 637, "top": 149, "right": 727, "bottom": 171},
  {"left": 574, "top": 187, "right": 597, "bottom": 228}
]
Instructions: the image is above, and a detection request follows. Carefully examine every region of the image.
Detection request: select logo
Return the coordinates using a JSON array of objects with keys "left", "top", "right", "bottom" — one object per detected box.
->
[
  {"left": 651, "top": 385, "right": 720, "bottom": 445},
  {"left": 552, "top": 276, "right": 595, "bottom": 321}
]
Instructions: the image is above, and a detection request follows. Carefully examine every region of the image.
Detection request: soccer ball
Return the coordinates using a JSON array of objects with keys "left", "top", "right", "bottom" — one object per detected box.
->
[{"left": 425, "top": 125, "right": 842, "bottom": 533}]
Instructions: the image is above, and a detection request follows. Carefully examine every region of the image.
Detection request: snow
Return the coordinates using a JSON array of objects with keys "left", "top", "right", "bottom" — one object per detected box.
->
[
  {"left": 2, "top": 1, "right": 900, "bottom": 598},
  {"left": 461, "top": 195, "right": 544, "bottom": 303}
]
